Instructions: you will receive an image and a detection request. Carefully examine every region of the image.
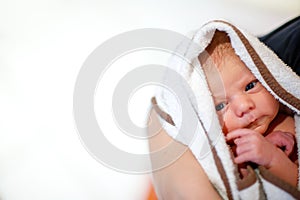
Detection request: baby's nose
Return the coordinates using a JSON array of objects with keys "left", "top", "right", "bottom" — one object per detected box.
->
[{"left": 232, "top": 94, "right": 255, "bottom": 117}]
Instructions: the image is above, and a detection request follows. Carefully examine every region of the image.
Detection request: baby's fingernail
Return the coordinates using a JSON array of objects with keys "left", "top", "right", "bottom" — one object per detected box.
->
[{"left": 234, "top": 138, "right": 240, "bottom": 144}]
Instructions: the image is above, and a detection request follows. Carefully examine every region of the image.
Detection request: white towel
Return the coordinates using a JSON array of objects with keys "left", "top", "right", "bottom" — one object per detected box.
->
[{"left": 153, "top": 20, "right": 300, "bottom": 200}]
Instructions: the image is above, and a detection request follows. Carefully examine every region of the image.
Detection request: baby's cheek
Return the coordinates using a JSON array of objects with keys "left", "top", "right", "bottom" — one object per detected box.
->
[{"left": 216, "top": 112, "right": 223, "bottom": 123}]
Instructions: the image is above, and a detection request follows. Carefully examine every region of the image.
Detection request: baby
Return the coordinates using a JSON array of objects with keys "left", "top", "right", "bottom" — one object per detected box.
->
[{"left": 199, "top": 30, "right": 298, "bottom": 186}]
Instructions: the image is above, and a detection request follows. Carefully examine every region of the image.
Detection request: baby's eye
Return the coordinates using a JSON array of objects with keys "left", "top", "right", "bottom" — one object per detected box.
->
[
  {"left": 245, "top": 80, "right": 258, "bottom": 91},
  {"left": 215, "top": 102, "right": 226, "bottom": 111}
]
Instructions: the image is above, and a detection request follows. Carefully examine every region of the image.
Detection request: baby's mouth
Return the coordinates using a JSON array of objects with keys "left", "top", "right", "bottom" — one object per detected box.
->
[{"left": 246, "top": 118, "right": 259, "bottom": 130}]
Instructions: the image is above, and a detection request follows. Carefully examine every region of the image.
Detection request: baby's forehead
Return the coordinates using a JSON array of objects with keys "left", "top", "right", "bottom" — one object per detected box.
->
[
  {"left": 200, "top": 30, "right": 253, "bottom": 76},
  {"left": 204, "top": 52, "right": 255, "bottom": 86},
  {"left": 205, "top": 48, "right": 242, "bottom": 73}
]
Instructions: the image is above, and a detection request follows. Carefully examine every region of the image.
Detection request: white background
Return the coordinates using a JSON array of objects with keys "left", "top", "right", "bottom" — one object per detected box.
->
[{"left": 0, "top": 0, "right": 299, "bottom": 199}]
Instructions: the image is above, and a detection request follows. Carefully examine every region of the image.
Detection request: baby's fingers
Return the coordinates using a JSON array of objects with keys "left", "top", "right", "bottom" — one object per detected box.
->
[
  {"left": 226, "top": 128, "right": 257, "bottom": 141},
  {"left": 234, "top": 150, "right": 254, "bottom": 164}
]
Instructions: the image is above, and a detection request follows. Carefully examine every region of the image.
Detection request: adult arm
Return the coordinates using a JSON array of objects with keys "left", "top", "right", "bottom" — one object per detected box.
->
[{"left": 147, "top": 108, "right": 222, "bottom": 200}]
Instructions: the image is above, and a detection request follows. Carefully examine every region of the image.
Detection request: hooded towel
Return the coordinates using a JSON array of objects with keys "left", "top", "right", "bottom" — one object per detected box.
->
[{"left": 152, "top": 20, "right": 300, "bottom": 200}]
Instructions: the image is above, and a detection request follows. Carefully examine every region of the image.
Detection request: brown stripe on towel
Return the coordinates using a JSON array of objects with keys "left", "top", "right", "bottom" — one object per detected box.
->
[
  {"left": 236, "top": 165, "right": 267, "bottom": 199},
  {"left": 151, "top": 96, "right": 234, "bottom": 200},
  {"left": 151, "top": 97, "right": 175, "bottom": 126},
  {"left": 188, "top": 98, "right": 234, "bottom": 200},
  {"left": 236, "top": 165, "right": 257, "bottom": 191},
  {"left": 210, "top": 145, "right": 234, "bottom": 200},
  {"left": 258, "top": 166, "right": 300, "bottom": 199}
]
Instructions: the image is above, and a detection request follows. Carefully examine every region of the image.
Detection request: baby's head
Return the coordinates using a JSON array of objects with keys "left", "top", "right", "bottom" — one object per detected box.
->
[{"left": 199, "top": 31, "right": 279, "bottom": 135}]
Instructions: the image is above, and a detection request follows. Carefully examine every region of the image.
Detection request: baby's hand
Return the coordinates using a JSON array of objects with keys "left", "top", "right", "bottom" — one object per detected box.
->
[
  {"left": 226, "top": 129, "right": 279, "bottom": 168},
  {"left": 265, "top": 131, "right": 295, "bottom": 156}
]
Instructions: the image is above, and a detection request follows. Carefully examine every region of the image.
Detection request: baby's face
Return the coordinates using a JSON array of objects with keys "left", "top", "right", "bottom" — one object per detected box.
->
[{"left": 205, "top": 54, "right": 279, "bottom": 135}]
